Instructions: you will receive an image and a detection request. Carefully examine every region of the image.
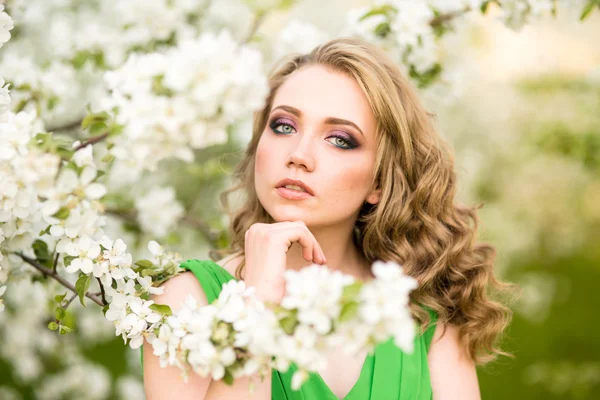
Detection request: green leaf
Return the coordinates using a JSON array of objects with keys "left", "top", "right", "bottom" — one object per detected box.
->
[
  {"left": 32, "top": 239, "right": 52, "bottom": 265},
  {"left": 14, "top": 98, "right": 28, "bottom": 113},
  {"left": 341, "top": 282, "right": 363, "bottom": 302},
  {"left": 152, "top": 75, "right": 174, "bottom": 96},
  {"left": 55, "top": 306, "right": 66, "bottom": 320},
  {"left": 374, "top": 22, "right": 391, "bottom": 38},
  {"left": 102, "top": 304, "right": 110, "bottom": 315},
  {"left": 223, "top": 370, "right": 234, "bottom": 385},
  {"left": 59, "top": 325, "right": 72, "bottom": 335},
  {"left": 75, "top": 274, "right": 91, "bottom": 306},
  {"left": 135, "top": 259, "right": 154, "bottom": 269},
  {"left": 108, "top": 123, "right": 124, "bottom": 137},
  {"left": 63, "top": 255, "right": 76, "bottom": 267},
  {"left": 72, "top": 51, "right": 88, "bottom": 69},
  {"left": 48, "top": 322, "right": 59, "bottom": 331},
  {"left": 55, "top": 293, "right": 67, "bottom": 303},
  {"left": 81, "top": 114, "right": 96, "bottom": 130},
  {"left": 580, "top": 1, "right": 596, "bottom": 20},
  {"left": 149, "top": 304, "right": 172, "bottom": 316},
  {"left": 359, "top": 5, "right": 394, "bottom": 21},
  {"left": 47, "top": 95, "right": 59, "bottom": 111},
  {"left": 408, "top": 63, "right": 443, "bottom": 88},
  {"left": 15, "top": 83, "right": 32, "bottom": 91},
  {"left": 39, "top": 225, "right": 52, "bottom": 236},
  {"left": 279, "top": 311, "right": 299, "bottom": 335},
  {"left": 89, "top": 121, "right": 107, "bottom": 136},
  {"left": 72, "top": 50, "right": 106, "bottom": 70},
  {"left": 52, "top": 207, "right": 71, "bottom": 220},
  {"left": 278, "top": 0, "right": 296, "bottom": 11},
  {"left": 141, "top": 268, "right": 161, "bottom": 277},
  {"left": 339, "top": 301, "right": 359, "bottom": 323},
  {"left": 81, "top": 111, "right": 109, "bottom": 130},
  {"left": 100, "top": 153, "right": 115, "bottom": 163},
  {"left": 55, "top": 145, "right": 74, "bottom": 160},
  {"left": 480, "top": 0, "right": 494, "bottom": 13}
]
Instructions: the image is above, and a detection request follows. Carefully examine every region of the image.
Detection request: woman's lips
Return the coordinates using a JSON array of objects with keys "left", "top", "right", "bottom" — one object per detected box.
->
[{"left": 276, "top": 187, "right": 314, "bottom": 200}]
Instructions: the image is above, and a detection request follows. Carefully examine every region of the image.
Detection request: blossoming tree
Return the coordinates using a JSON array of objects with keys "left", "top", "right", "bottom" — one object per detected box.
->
[{"left": 0, "top": 0, "right": 597, "bottom": 398}]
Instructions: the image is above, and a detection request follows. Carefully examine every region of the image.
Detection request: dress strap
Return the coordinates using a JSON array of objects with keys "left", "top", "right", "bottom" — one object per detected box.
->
[{"left": 180, "top": 259, "right": 236, "bottom": 304}]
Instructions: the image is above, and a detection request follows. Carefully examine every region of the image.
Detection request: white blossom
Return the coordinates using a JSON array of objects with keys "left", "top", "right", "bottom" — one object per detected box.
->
[
  {"left": 499, "top": 0, "right": 555, "bottom": 30},
  {"left": 428, "top": 0, "right": 484, "bottom": 13},
  {"left": 36, "top": 362, "right": 111, "bottom": 400},
  {"left": 135, "top": 186, "right": 184, "bottom": 238},
  {"left": 65, "top": 236, "right": 102, "bottom": 274},
  {"left": 0, "top": 5, "right": 14, "bottom": 47},
  {"left": 273, "top": 19, "right": 329, "bottom": 59},
  {"left": 0, "top": 78, "right": 10, "bottom": 116},
  {"left": 98, "top": 30, "right": 268, "bottom": 174}
]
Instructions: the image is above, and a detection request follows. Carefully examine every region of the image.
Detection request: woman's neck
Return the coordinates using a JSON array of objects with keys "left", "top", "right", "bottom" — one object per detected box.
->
[{"left": 285, "top": 223, "right": 373, "bottom": 281}]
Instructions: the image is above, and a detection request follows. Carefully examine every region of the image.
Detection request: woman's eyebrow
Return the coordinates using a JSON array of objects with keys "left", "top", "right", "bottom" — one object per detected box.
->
[{"left": 271, "top": 105, "right": 365, "bottom": 138}]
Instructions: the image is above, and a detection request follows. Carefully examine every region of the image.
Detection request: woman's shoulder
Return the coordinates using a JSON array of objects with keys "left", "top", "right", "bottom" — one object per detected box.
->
[
  {"left": 152, "top": 254, "right": 244, "bottom": 308},
  {"left": 151, "top": 265, "right": 209, "bottom": 311}
]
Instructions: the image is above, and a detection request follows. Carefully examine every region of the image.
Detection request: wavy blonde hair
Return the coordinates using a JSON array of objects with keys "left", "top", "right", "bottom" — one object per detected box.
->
[{"left": 214, "top": 37, "right": 519, "bottom": 365}]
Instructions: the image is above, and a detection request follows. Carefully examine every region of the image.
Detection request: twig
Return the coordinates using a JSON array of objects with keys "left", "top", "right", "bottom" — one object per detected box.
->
[
  {"left": 96, "top": 278, "right": 108, "bottom": 305},
  {"left": 73, "top": 133, "right": 109, "bottom": 151},
  {"left": 63, "top": 293, "right": 78, "bottom": 310},
  {"left": 47, "top": 118, "right": 84, "bottom": 133},
  {"left": 430, "top": 7, "right": 472, "bottom": 27},
  {"left": 106, "top": 207, "right": 221, "bottom": 248},
  {"left": 15, "top": 253, "right": 104, "bottom": 307},
  {"left": 52, "top": 252, "right": 59, "bottom": 274}
]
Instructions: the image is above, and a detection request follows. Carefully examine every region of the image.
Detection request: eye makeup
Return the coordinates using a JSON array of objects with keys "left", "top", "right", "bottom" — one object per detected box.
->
[
  {"left": 269, "top": 117, "right": 297, "bottom": 134},
  {"left": 267, "top": 115, "right": 360, "bottom": 150},
  {"left": 326, "top": 131, "right": 358, "bottom": 149}
]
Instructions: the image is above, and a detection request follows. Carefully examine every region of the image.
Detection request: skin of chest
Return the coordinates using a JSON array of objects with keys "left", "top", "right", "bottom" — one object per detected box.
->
[{"left": 318, "top": 344, "right": 369, "bottom": 398}]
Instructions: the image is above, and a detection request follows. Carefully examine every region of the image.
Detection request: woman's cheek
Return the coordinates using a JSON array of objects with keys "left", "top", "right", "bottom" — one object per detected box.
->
[
  {"left": 326, "top": 165, "right": 369, "bottom": 204},
  {"left": 255, "top": 139, "right": 269, "bottom": 176}
]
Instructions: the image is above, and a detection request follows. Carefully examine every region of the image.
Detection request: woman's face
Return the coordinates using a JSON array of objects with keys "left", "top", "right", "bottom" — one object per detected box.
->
[{"left": 254, "top": 64, "right": 380, "bottom": 229}]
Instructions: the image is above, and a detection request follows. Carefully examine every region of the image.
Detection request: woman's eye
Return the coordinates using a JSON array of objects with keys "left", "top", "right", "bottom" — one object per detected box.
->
[
  {"left": 270, "top": 121, "right": 296, "bottom": 134},
  {"left": 326, "top": 135, "right": 356, "bottom": 150}
]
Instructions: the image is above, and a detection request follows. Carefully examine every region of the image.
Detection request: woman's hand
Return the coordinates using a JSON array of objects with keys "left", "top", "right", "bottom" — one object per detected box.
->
[{"left": 243, "top": 221, "right": 327, "bottom": 304}]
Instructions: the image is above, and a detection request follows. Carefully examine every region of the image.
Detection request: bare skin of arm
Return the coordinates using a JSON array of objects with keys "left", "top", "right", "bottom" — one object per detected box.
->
[
  {"left": 142, "top": 271, "right": 272, "bottom": 400},
  {"left": 144, "top": 221, "right": 326, "bottom": 399},
  {"left": 428, "top": 323, "right": 482, "bottom": 400}
]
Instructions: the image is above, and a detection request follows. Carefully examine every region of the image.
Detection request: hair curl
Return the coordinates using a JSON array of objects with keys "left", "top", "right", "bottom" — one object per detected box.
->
[{"left": 213, "top": 37, "right": 520, "bottom": 365}]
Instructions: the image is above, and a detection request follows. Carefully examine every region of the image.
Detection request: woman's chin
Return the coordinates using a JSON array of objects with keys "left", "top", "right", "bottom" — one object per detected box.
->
[{"left": 269, "top": 207, "right": 313, "bottom": 224}]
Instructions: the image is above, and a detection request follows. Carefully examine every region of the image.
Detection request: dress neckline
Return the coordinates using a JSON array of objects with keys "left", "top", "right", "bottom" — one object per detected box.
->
[
  {"left": 204, "top": 259, "right": 372, "bottom": 399},
  {"left": 300, "top": 352, "right": 372, "bottom": 399}
]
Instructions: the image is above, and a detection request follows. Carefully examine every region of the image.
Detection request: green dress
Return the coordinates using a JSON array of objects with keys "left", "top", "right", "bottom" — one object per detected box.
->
[{"left": 144, "top": 259, "right": 438, "bottom": 399}]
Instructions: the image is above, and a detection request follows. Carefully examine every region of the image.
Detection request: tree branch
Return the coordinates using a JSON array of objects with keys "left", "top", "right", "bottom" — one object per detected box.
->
[
  {"left": 106, "top": 207, "right": 222, "bottom": 248},
  {"left": 181, "top": 214, "right": 221, "bottom": 244},
  {"left": 53, "top": 252, "right": 59, "bottom": 274},
  {"left": 96, "top": 277, "right": 108, "bottom": 305},
  {"left": 73, "top": 133, "right": 109, "bottom": 151},
  {"left": 430, "top": 7, "right": 473, "bottom": 27},
  {"left": 16, "top": 253, "right": 104, "bottom": 307},
  {"left": 63, "top": 293, "right": 78, "bottom": 311},
  {"left": 47, "top": 118, "right": 84, "bottom": 133}
]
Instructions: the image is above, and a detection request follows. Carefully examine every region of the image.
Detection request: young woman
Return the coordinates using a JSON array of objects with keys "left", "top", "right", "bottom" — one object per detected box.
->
[{"left": 143, "top": 37, "right": 516, "bottom": 399}]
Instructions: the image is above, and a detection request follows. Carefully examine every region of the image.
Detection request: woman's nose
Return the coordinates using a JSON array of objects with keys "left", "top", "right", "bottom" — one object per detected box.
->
[{"left": 285, "top": 133, "right": 316, "bottom": 172}]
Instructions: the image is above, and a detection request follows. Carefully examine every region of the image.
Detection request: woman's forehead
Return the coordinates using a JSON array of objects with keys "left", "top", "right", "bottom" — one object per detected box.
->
[{"left": 271, "top": 65, "right": 376, "bottom": 136}]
